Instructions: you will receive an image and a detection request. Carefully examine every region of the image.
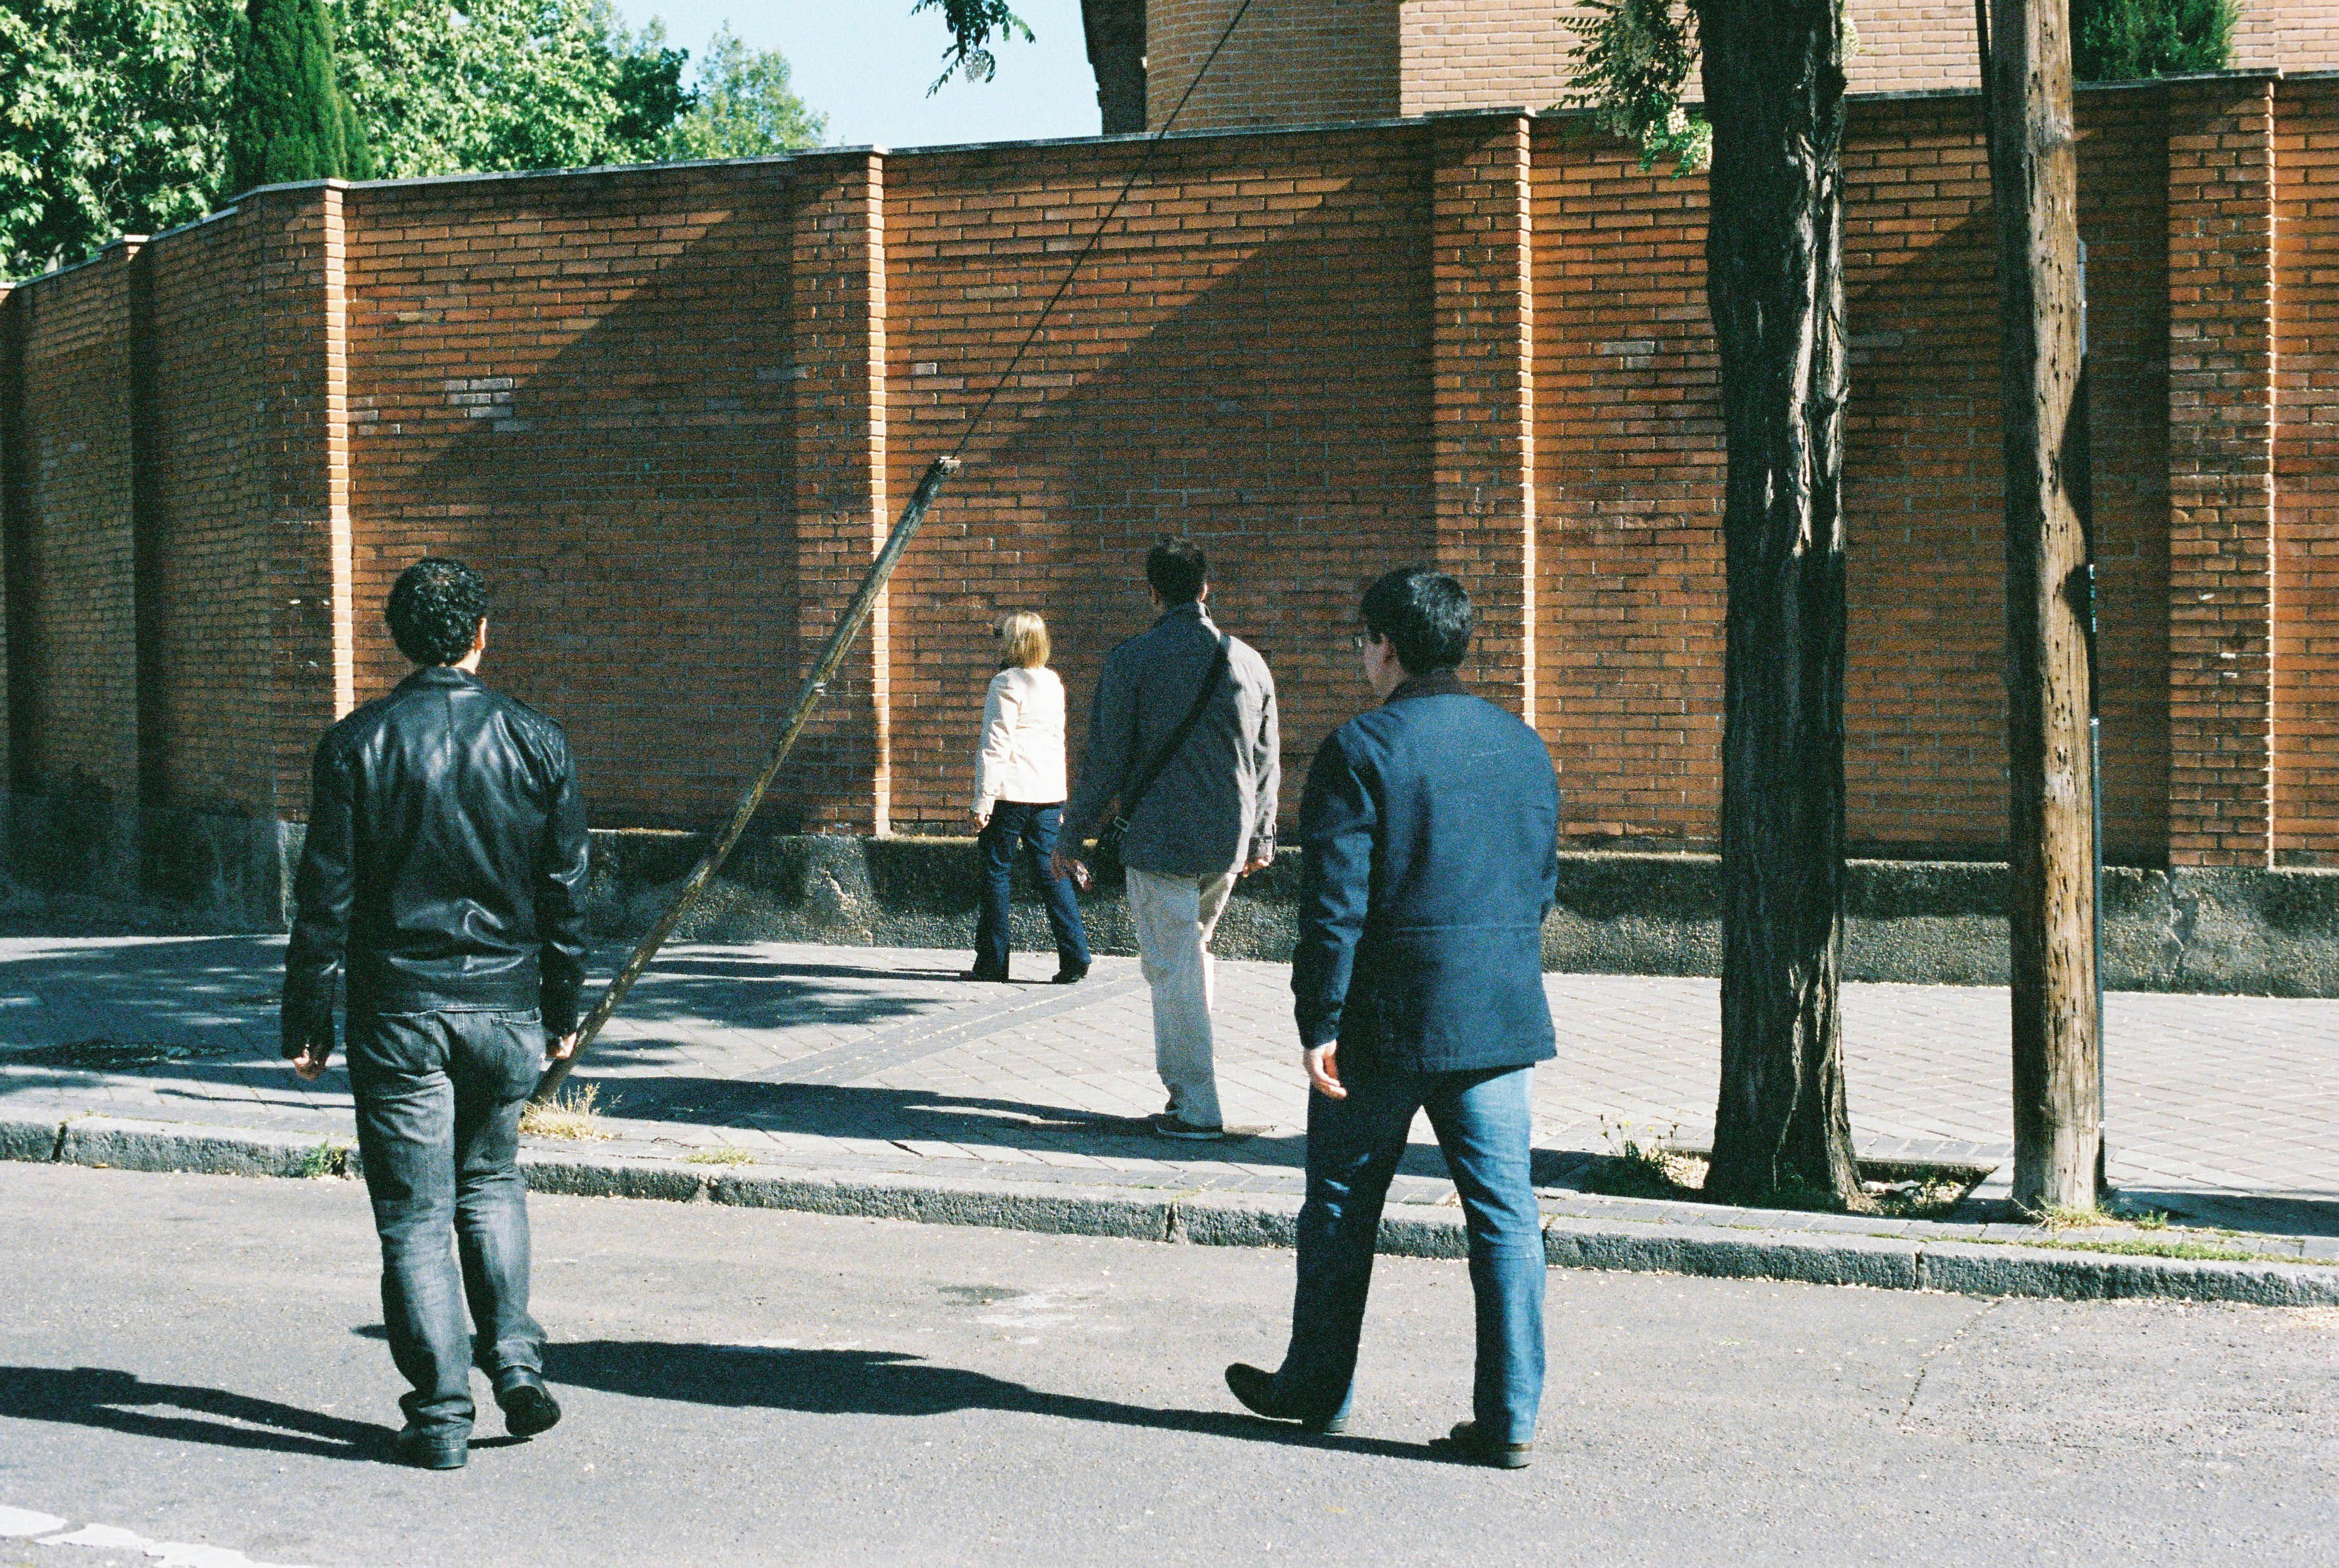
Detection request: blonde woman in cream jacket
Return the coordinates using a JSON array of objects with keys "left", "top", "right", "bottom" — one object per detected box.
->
[{"left": 966, "top": 612, "right": 1092, "bottom": 983}]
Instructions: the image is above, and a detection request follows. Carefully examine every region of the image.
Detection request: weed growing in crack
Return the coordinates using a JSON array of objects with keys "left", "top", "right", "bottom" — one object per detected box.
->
[{"left": 521, "top": 1083, "right": 611, "bottom": 1141}]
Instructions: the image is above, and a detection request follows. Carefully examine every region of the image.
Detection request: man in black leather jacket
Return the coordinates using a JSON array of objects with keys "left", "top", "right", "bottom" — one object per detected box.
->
[{"left": 283, "top": 557, "right": 590, "bottom": 1470}]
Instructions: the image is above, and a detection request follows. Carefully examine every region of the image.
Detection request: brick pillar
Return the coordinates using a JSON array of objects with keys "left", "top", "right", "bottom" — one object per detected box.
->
[
  {"left": 789, "top": 151, "right": 892, "bottom": 835},
  {"left": 1430, "top": 112, "right": 1537, "bottom": 727},
  {"left": 255, "top": 182, "right": 355, "bottom": 821},
  {"left": 0, "top": 281, "right": 19, "bottom": 803},
  {"left": 2165, "top": 78, "right": 2278, "bottom": 867}
]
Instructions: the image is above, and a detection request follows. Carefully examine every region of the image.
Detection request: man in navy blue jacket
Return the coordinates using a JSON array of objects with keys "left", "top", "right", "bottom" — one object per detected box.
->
[{"left": 1224, "top": 567, "right": 1559, "bottom": 1467}]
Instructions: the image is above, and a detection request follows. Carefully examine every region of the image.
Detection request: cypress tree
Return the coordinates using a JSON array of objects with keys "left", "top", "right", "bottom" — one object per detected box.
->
[{"left": 223, "top": 0, "right": 372, "bottom": 198}]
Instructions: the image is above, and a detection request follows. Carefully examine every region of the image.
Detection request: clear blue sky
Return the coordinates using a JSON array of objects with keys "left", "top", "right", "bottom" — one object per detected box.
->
[{"left": 610, "top": 0, "right": 1104, "bottom": 149}]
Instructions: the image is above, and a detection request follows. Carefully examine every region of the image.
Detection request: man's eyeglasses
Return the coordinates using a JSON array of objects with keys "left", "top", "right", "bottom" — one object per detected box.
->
[{"left": 1350, "top": 631, "right": 1382, "bottom": 651}]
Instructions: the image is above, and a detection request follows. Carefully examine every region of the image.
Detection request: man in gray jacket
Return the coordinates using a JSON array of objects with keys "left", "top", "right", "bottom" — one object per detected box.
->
[{"left": 1055, "top": 540, "right": 1279, "bottom": 1139}]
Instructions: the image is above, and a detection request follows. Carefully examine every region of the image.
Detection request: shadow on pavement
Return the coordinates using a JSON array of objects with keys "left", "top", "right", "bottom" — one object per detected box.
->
[
  {"left": 0, "top": 1364, "right": 391, "bottom": 1461},
  {"left": 538, "top": 1340, "right": 1454, "bottom": 1463},
  {"left": 2121, "top": 1188, "right": 2339, "bottom": 1240}
]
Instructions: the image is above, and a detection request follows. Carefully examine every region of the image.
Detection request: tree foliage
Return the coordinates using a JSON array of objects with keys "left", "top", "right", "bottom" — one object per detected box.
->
[
  {"left": 0, "top": 0, "right": 239, "bottom": 275},
  {"left": 909, "top": 0, "right": 1031, "bottom": 92},
  {"left": 2073, "top": 0, "right": 2234, "bottom": 80},
  {"left": 1564, "top": 0, "right": 1708, "bottom": 174},
  {"left": 654, "top": 24, "right": 825, "bottom": 161},
  {"left": 226, "top": 0, "right": 369, "bottom": 194},
  {"left": 332, "top": 0, "right": 693, "bottom": 179}
]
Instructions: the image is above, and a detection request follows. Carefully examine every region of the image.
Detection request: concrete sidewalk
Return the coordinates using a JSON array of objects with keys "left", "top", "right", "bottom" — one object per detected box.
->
[{"left": 1, "top": 935, "right": 2335, "bottom": 1294}]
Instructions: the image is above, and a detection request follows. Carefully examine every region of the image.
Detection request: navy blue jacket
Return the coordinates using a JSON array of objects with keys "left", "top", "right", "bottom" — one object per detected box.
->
[{"left": 1291, "top": 671, "right": 1560, "bottom": 1073}]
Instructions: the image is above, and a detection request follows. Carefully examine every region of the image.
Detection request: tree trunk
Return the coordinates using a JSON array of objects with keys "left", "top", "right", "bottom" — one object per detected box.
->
[
  {"left": 1980, "top": 0, "right": 2101, "bottom": 1213},
  {"left": 1081, "top": 0, "right": 1148, "bottom": 134},
  {"left": 1693, "top": 0, "right": 1861, "bottom": 1206}
]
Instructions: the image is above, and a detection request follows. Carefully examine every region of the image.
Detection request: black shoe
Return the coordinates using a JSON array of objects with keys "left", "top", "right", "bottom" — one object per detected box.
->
[
  {"left": 1429, "top": 1420, "right": 1532, "bottom": 1469},
  {"left": 960, "top": 966, "right": 1009, "bottom": 983},
  {"left": 496, "top": 1375, "right": 562, "bottom": 1439},
  {"left": 1051, "top": 964, "right": 1089, "bottom": 985},
  {"left": 394, "top": 1424, "right": 468, "bottom": 1469},
  {"left": 1148, "top": 1112, "right": 1227, "bottom": 1141},
  {"left": 1223, "top": 1363, "right": 1346, "bottom": 1435}
]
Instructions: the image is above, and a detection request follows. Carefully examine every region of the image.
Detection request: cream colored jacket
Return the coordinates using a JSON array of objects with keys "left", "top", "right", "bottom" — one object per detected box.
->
[{"left": 974, "top": 665, "right": 1070, "bottom": 814}]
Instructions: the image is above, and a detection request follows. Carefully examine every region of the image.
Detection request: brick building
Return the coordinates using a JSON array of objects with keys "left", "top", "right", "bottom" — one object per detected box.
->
[
  {"left": 0, "top": 73, "right": 2332, "bottom": 924},
  {"left": 1131, "top": 0, "right": 2339, "bottom": 130}
]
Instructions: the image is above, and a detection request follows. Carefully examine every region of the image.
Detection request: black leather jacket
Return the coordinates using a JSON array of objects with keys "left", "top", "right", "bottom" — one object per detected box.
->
[{"left": 282, "top": 666, "right": 591, "bottom": 1060}]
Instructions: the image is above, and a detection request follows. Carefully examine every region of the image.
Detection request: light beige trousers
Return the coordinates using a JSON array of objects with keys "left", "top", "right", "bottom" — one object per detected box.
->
[{"left": 1125, "top": 865, "right": 1238, "bottom": 1128}]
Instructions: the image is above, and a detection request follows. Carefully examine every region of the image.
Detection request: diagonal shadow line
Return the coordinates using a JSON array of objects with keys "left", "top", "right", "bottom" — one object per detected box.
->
[
  {"left": 535, "top": 1340, "right": 1462, "bottom": 1465},
  {"left": 0, "top": 1365, "right": 393, "bottom": 1462},
  {"left": 726, "top": 976, "right": 1153, "bottom": 1088}
]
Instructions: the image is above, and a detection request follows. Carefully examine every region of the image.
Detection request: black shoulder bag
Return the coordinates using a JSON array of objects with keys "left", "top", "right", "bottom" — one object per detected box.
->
[{"left": 1086, "top": 636, "right": 1230, "bottom": 888}]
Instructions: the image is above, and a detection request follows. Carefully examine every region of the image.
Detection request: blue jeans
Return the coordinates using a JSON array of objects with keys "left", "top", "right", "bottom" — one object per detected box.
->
[
  {"left": 974, "top": 802, "right": 1091, "bottom": 978},
  {"left": 349, "top": 1009, "right": 547, "bottom": 1436},
  {"left": 1272, "top": 1060, "right": 1545, "bottom": 1443}
]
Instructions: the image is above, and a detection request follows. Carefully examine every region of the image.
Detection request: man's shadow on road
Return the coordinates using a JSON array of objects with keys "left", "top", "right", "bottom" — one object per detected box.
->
[
  {"left": 539, "top": 1340, "right": 1449, "bottom": 1463},
  {"left": 0, "top": 1365, "right": 400, "bottom": 1463}
]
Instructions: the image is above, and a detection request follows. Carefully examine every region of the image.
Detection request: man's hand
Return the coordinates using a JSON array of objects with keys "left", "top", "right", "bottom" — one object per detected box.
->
[
  {"left": 1304, "top": 1041, "right": 1345, "bottom": 1100},
  {"left": 970, "top": 809, "right": 989, "bottom": 833},
  {"left": 1048, "top": 848, "right": 1091, "bottom": 890},
  {"left": 547, "top": 1030, "right": 581, "bottom": 1062},
  {"left": 289, "top": 1045, "right": 328, "bottom": 1082},
  {"left": 1239, "top": 854, "right": 1273, "bottom": 878}
]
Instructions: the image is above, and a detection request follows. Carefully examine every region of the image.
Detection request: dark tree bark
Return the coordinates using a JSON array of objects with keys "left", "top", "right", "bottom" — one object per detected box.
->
[
  {"left": 1693, "top": 0, "right": 1861, "bottom": 1206},
  {"left": 1980, "top": 0, "right": 2101, "bottom": 1212},
  {"left": 1082, "top": 0, "right": 1148, "bottom": 134}
]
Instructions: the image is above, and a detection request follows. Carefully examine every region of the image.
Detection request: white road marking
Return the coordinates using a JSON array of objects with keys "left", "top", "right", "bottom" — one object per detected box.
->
[
  {"left": 0, "top": 1507, "right": 68, "bottom": 1537},
  {"left": 5, "top": 1504, "right": 313, "bottom": 1568}
]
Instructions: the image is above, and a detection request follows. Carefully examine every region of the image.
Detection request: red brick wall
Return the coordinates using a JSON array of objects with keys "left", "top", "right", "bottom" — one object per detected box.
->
[
  {"left": 339, "top": 164, "right": 801, "bottom": 831},
  {"left": 1148, "top": 0, "right": 1401, "bottom": 131},
  {"left": 2275, "top": 77, "right": 2339, "bottom": 862},
  {"left": 2165, "top": 77, "right": 2279, "bottom": 865},
  {"left": 5, "top": 245, "right": 141, "bottom": 803},
  {"left": 1160, "top": 0, "right": 2339, "bottom": 130},
  {"left": 1529, "top": 122, "right": 1721, "bottom": 843},
  {"left": 139, "top": 209, "right": 275, "bottom": 816},
  {"left": 0, "top": 81, "right": 2330, "bottom": 875},
  {"left": 879, "top": 128, "right": 1436, "bottom": 831},
  {"left": 1530, "top": 90, "right": 2186, "bottom": 855}
]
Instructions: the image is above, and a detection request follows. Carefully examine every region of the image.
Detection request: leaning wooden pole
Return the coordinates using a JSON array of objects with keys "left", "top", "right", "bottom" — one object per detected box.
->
[
  {"left": 533, "top": 455, "right": 961, "bottom": 1104},
  {"left": 1978, "top": 0, "right": 2101, "bottom": 1211}
]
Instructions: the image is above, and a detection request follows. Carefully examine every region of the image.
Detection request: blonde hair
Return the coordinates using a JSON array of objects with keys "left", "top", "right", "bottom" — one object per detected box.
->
[{"left": 998, "top": 612, "right": 1050, "bottom": 669}]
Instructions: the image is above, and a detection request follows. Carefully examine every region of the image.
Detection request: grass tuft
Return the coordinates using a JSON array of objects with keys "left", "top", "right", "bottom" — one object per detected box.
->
[
  {"left": 520, "top": 1083, "right": 612, "bottom": 1141},
  {"left": 2033, "top": 1199, "right": 2177, "bottom": 1232},
  {"left": 685, "top": 1146, "right": 755, "bottom": 1167}
]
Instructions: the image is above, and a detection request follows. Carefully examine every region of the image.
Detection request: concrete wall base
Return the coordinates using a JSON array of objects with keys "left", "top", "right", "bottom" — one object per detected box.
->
[{"left": 11, "top": 807, "right": 2339, "bottom": 996}]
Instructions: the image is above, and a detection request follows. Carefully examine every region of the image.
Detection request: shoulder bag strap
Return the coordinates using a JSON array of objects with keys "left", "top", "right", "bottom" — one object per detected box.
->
[{"left": 1112, "top": 635, "right": 1230, "bottom": 826}]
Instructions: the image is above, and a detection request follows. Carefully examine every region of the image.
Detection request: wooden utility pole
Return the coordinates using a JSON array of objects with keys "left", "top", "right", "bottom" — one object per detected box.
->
[{"left": 1978, "top": 0, "right": 2101, "bottom": 1212}]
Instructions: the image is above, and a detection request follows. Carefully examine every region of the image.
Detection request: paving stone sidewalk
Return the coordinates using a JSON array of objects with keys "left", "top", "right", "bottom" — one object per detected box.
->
[{"left": 0, "top": 935, "right": 2334, "bottom": 1256}]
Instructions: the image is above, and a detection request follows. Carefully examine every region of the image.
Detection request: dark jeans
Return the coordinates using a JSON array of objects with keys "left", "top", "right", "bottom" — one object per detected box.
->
[
  {"left": 349, "top": 1008, "right": 546, "bottom": 1435},
  {"left": 1272, "top": 1060, "right": 1545, "bottom": 1443},
  {"left": 974, "top": 801, "right": 1091, "bottom": 978}
]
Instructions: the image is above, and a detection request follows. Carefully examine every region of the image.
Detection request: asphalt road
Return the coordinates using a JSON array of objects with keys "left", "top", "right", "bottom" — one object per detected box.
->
[{"left": 1, "top": 1164, "right": 2334, "bottom": 1568}]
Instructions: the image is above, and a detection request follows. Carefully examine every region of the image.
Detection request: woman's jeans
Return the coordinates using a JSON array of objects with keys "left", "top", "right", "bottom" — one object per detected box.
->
[
  {"left": 974, "top": 802, "right": 1091, "bottom": 977},
  {"left": 1272, "top": 1060, "right": 1545, "bottom": 1443},
  {"left": 349, "top": 1008, "right": 548, "bottom": 1436}
]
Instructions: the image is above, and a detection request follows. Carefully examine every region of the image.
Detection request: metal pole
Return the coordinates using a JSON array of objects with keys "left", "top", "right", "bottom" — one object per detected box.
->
[
  {"left": 2079, "top": 239, "right": 2108, "bottom": 1194},
  {"left": 533, "top": 454, "right": 961, "bottom": 1104}
]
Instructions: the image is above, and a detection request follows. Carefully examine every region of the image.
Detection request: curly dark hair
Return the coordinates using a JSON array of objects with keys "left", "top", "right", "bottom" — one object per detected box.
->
[{"left": 385, "top": 558, "right": 490, "bottom": 667}]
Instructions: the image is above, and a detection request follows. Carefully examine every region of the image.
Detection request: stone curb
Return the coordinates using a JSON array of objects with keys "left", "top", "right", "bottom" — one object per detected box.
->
[{"left": 10, "top": 1112, "right": 2338, "bottom": 1308}]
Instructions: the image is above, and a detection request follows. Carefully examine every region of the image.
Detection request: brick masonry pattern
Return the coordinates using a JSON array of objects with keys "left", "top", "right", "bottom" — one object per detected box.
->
[{"left": 1, "top": 80, "right": 2336, "bottom": 868}]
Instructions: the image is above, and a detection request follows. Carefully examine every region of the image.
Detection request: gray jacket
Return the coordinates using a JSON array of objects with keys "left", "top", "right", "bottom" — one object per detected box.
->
[{"left": 1063, "top": 601, "right": 1280, "bottom": 878}]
